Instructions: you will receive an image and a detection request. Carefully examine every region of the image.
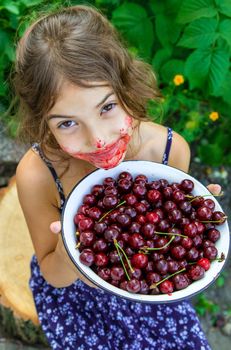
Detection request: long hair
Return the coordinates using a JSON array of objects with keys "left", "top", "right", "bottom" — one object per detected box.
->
[{"left": 13, "top": 5, "right": 161, "bottom": 154}]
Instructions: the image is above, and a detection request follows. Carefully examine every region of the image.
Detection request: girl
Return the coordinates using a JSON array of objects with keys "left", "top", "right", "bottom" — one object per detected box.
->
[{"left": 15, "top": 5, "right": 220, "bottom": 350}]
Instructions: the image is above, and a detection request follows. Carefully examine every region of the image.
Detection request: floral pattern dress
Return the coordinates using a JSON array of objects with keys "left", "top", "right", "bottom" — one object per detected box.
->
[{"left": 30, "top": 129, "right": 211, "bottom": 350}]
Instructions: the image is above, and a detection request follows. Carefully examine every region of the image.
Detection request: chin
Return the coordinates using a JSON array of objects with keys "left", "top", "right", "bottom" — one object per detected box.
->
[{"left": 94, "top": 152, "right": 127, "bottom": 170}]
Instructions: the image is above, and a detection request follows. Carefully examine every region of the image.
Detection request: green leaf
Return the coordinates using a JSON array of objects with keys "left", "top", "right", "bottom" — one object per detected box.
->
[
  {"left": 220, "top": 72, "right": 231, "bottom": 105},
  {"left": 155, "top": 13, "right": 182, "bottom": 47},
  {"left": 178, "top": 18, "right": 218, "bottom": 48},
  {"left": 177, "top": 0, "right": 217, "bottom": 24},
  {"left": 112, "top": 3, "right": 154, "bottom": 59},
  {"left": 161, "top": 59, "right": 185, "bottom": 83},
  {"left": 185, "top": 45, "right": 230, "bottom": 95},
  {"left": 218, "top": 20, "right": 231, "bottom": 48},
  {"left": 21, "top": 0, "right": 46, "bottom": 7},
  {"left": 198, "top": 143, "right": 223, "bottom": 166},
  {"left": 215, "top": 0, "right": 231, "bottom": 16},
  {"left": 216, "top": 275, "right": 225, "bottom": 287},
  {"left": 2, "top": 0, "right": 20, "bottom": 15},
  {"left": 152, "top": 48, "right": 172, "bottom": 72}
]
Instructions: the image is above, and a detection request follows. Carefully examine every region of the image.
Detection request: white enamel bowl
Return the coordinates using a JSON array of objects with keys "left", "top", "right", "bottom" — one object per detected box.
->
[{"left": 61, "top": 161, "right": 230, "bottom": 303}]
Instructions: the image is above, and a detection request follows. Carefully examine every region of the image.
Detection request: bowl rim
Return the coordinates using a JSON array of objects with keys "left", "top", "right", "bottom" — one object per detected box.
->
[{"left": 61, "top": 160, "right": 230, "bottom": 303}]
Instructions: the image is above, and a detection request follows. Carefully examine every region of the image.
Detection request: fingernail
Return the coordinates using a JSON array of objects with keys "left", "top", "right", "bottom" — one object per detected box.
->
[{"left": 50, "top": 223, "right": 60, "bottom": 234}]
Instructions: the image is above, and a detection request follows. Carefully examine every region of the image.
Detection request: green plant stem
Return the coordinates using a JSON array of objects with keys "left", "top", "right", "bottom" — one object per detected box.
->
[
  {"left": 114, "top": 239, "right": 134, "bottom": 273},
  {"left": 98, "top": 200, "right": 126, "bottom": 222},
  {"left": 186, "top": 193, "right": 224, "bottom": 202},
  {"left": 140, "top": 236, "right": 175, "bottom": 254},
  {"left": 113, "top": 240, "right": 130, "bottom": 281},
  {"left": 154, "top": 231, "right": 187, "bottom": 238},
  {"left": 150, "top": 267, "right": 186, "bottom": 289}
]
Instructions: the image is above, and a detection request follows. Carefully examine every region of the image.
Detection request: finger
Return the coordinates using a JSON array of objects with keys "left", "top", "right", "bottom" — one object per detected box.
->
[
  {"left": 207, "top": 184, "right": 222, "bottom": 196},
  {"left": 50, "top": 221, "right": 61, "bottom": 234}
]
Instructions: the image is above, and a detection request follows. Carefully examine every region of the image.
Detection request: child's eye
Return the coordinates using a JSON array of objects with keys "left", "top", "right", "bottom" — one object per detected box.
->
[
  {"left": 101, "top": 103, "right": 117, "bottom": 114},
  {"left": 58, "top": 120, "right": 77, "bottom": 129}
]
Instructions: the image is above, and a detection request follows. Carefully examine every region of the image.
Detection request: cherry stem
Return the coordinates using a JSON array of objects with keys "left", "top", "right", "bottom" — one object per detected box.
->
[
  {"left": 199, "top": 217, "right": 227, "bottom": 223},
  {"left": 75, "top": 242, "right": 81, "bottom": 249},
  {"left": 139, "top": 236, "right": 175, "bottom": 254},
  {"left": 154, "top": 231, "right": 187, "bottom": 238},
  {"left": 113, "top": 240, "right": 131, "bottom": 281},
  {"left": 186, "top": 193, "right": 224, "bottom": 202},
  {"left": 98, "top": 200, "right": 126, "bottom": 222},
  {"left": 150, "top": 267, "right": 186, "bottom": 289}
]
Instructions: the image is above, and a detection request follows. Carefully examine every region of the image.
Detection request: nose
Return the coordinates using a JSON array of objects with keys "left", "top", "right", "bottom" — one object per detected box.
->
[{"left": 84, "top": 124, "right": 106, "bottom": 151}]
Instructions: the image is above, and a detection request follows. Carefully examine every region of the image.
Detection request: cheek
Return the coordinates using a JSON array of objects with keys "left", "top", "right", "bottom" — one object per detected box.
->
[
  {"left": 119, "top": 115, "right": 134, "bottom": 136},
  {"left": 60, "top": 144, "right": 79, "bottom": 154}
]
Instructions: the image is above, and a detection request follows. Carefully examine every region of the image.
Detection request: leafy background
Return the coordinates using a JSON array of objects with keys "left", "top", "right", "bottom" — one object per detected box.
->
[
  {"left": 0, "top": 1, "right": 231, "bottom": 347},
  {"left": 0, "top": 0, "right": 231, "bottom": 166}
]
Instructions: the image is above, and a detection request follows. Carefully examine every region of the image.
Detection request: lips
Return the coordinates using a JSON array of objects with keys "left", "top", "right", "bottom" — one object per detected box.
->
[
  {"left": 73, "top": 134, "right": 131, "bottom": 169},
  {"left": 78, "top": 138, "right": 120, "bottom": 158}
]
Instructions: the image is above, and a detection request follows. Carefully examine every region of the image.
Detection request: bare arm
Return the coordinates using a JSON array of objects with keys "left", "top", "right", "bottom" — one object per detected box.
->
[
  {"left": 16, "top": 151, "right": 87, "bottom": 288},
  {"left": 167, "top": 130, "right": 191, "bottom": 172}
]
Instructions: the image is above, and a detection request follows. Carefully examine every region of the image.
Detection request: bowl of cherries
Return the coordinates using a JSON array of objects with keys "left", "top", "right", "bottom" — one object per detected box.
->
[{"left": 61, "top": 161, "right": 229, "bottom": 303}]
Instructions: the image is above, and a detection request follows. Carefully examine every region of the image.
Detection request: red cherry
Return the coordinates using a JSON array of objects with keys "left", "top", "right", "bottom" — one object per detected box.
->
[
  {"left": 197, "top": 258, "right": 210, "bottom": 271},
  {"left": 131, "top": 253, "right": 148, "bottom": 269}
]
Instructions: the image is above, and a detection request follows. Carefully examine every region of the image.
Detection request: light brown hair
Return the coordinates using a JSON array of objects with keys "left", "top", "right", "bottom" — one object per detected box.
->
[{"left": 13, "top": 4, "right": 161, "bottom": 153}]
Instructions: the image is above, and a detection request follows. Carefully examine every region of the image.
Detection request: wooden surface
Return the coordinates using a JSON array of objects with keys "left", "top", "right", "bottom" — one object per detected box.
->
[{"left": 0, "top": 177, "right": 39, "bottom": 324}]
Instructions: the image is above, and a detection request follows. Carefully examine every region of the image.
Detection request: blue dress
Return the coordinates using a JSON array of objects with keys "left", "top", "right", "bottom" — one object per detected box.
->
[{"left": 30, "top": 128, "right": 211, "bottom": 350}]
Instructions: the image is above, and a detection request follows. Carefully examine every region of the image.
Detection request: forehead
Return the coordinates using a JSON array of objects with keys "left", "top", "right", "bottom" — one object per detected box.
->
[
  {"left": 48, "top": 80, "right": 114, "bottom": 116},
  {"left": 56, "top": 80, "right": 111, "bottom": 101}
]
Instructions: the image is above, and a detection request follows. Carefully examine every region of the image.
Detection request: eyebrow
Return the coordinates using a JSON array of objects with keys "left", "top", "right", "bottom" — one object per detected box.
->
[{"left": 47, "top": 91, "right": 115, "bottom": 120}]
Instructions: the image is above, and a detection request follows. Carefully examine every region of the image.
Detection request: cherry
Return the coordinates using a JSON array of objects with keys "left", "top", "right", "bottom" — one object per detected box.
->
[
  {"left": 172, "top": 273, "right": 189, "bottom": 290},
  {"left": 197, "top": 258, "right": 210, "bottom": 271},
  {"left": 180, "top": 179, "right": 194, "bottom": 193},
  {"left": 118, "top": 171, "right": 133, "bottom": 181},
  {"left": 79, "top": 249, "right": 95, "bottom": 266},
  {"left": 126, "top": 279, "right": 141, "bottom": 293},
  {"left": 83, "top": 194, "right": 96, "bottom": 206},
  {"left": 103, "top": 195, "right": 118, "bottom": 209},
  {"left": 204, "top": 246, "right": 218, "bottom": 260},
  {"left": 91, "top": 184, "right": 104, "bottom": 197},
  {"left": 159, "top": 280, "right": 174, "bottom": 294},
  {"left": 94, "top": 253, "right": 109, "bottom": 267},
  {"left": 88, "top": 207, "right": 102, "bottom": 220},
  {"left": 131, "top": 253, "right": 148, "bottom": 269},
  {"left": 110, "top": 266, "right": 125, "bottom": 281},
  {"left": 129, "top": 233, "right": 145, "bottom": 249},
  {"left": 117, "top": 179, "right": 132, "bottom": 193},
  {"left": 207, "top": 228, "right": 220, "bottom": 242},
  {"left": 171, "top": 245, "right": 186, "bottom": 260},
  {"left": 98, "top": 267, "right": 111, "bottom": 280},
  {"left": 197, "top": 206, "right": 212, "bottom": 221},
  {"left": 188, "top": 265, "right": 205, "bottom": 281},
  {"left": 78, "top": 218, "right": 94, "bottom": 232},
  {"left": 147, "top": 189, "right": 162, "bottom": 203}
]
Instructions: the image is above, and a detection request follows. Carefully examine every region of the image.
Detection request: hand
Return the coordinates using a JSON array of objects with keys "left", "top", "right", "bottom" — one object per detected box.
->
[
  {"left": 206, "top": 183, "right": 222, "bottom": 196},
  {"left": 50, "top": 220, "right": 97, "bottom": 289},
  {"left": 50, "top": 221, "right": 61, "bottom": 234}
]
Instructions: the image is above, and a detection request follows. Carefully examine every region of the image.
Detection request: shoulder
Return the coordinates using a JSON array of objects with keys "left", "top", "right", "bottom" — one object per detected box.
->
[
  {"left": 138, "top": 121, "right": 190, "bottom": 172},
  {"left": 16, "top": 148, "right": 59, "bottom": 208}
]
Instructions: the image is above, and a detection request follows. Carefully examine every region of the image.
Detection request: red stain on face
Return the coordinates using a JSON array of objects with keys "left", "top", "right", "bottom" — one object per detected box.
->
[
  {"left": 60, "top": 115, "right": 134, "bottom": 169},
  {"left": 72, "top": 133, "right": 131, "bottom": 169},
  {"left": 95, "top": 139, "right": 106, "bottom": 149}
]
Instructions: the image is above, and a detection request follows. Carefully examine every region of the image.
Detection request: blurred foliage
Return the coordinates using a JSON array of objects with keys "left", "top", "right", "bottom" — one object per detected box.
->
[{"left": 0, "top": 0, "right": 231, "bottom": 166}]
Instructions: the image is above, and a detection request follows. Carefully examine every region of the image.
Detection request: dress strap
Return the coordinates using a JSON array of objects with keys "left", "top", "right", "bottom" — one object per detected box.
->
[
  {"left": 31, "top": 143, "right": 65, "bottom": 211},
  {"left": 162, "top": 127, "right": 173, "bottom": 165}
]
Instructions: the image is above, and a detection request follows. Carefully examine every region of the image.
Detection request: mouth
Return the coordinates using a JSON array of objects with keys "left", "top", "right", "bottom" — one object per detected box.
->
[{"left": 78, "top": 137, "right": 123, "bottom": 157}]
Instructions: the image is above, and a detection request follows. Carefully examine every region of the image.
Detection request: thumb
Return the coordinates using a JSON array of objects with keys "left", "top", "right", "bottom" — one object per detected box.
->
[
  {"left": 50, "top": 221, "right": 61, "bottom": 234},
  {"left": 207, "top": 184, "right": 222, "bottom": 196}
]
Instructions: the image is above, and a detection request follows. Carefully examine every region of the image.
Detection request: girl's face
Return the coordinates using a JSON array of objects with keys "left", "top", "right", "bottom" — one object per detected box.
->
[{"left": 47, "top": 81, "right": 135, "bottom": 169}]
